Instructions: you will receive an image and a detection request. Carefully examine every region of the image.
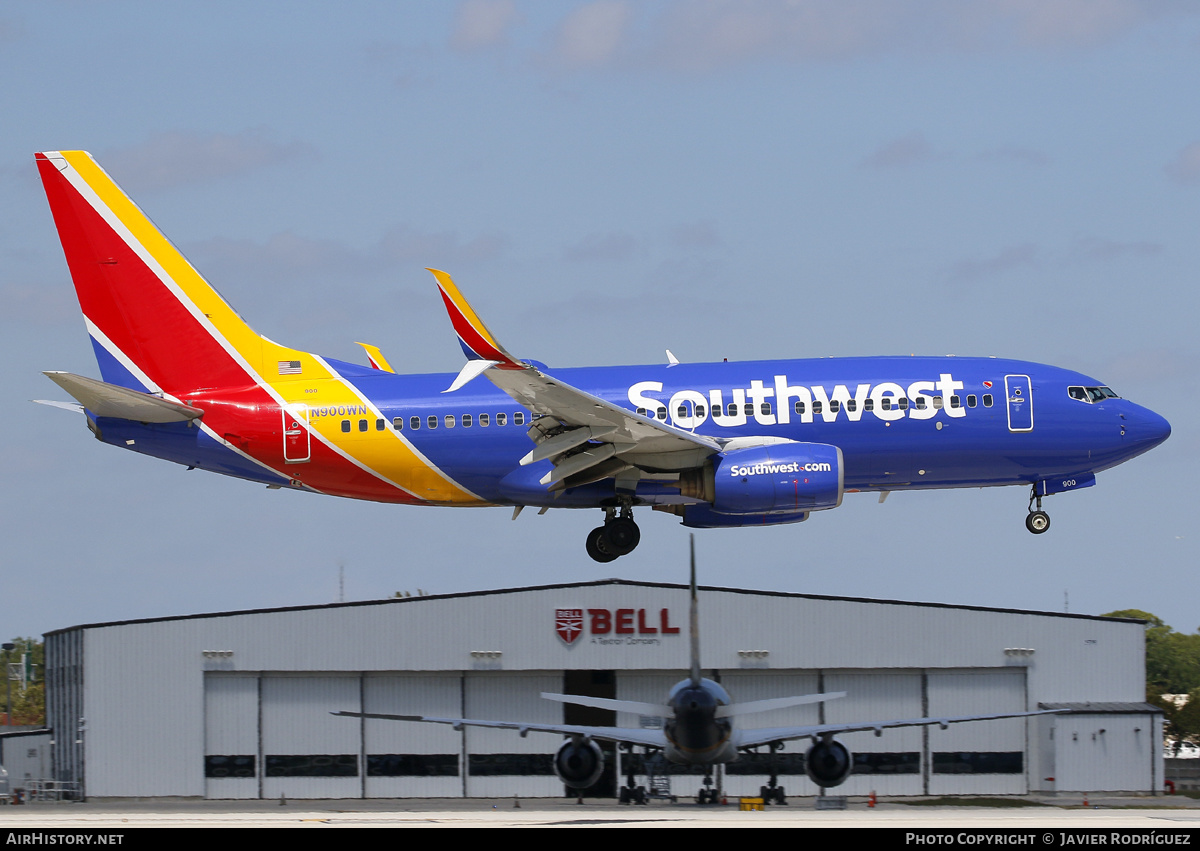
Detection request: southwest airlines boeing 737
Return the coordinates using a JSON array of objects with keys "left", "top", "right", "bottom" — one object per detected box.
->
[{"left": 34, "top": 151, "right": 1171, "bottom": 561}]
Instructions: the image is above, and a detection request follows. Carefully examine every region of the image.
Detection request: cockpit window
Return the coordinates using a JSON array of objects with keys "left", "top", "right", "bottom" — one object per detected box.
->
[{"left": 1068, "top": 385, "right": 1120, "bottom": 403}]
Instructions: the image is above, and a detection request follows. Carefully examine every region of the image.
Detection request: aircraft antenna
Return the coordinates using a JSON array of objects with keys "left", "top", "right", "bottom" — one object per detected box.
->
[{"left": 689, "top": 534, "right": 701, "bottom": 687}]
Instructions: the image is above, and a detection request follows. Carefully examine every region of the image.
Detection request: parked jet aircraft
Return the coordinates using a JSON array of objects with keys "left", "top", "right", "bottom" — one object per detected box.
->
[
  {"left": 35, "top": 151, "right": 1171, "bottom": 561},
  {"left": 335, "top": 539, "right": 1065, "bottom": 803}
]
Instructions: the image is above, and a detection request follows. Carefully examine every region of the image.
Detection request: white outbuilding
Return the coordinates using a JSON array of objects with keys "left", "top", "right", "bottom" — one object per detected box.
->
[{"left": 42, "top": 580, "right": 1161, "bottom": 800}]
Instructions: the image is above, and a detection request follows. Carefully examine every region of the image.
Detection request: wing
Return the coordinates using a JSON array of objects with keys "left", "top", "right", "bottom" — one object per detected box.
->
[
  {"left": 331, "top": 711, "right": 668, "bottom": 749},
  {"left": 430, "top": 269, "right": 720, "bottom": 490},
  {"left": 732, "top": 708, "right": 1065, "bottom": 750}
]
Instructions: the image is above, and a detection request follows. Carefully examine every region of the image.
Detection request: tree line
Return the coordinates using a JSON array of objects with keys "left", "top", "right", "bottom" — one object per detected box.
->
[{"left": 1103, "top": 610, "right": 1200, "bottom": 756}]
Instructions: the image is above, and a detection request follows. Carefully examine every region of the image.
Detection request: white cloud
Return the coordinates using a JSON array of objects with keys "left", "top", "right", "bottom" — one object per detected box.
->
[
  {"left": 860, "top": 133, "right": 947, "bottom": 169},
  {"left": 451, "top": 0, "right": 521, "bottom": 51},
  {"left": 1165, "top": 141, "right": 1200, "bottom": 184},
  {"left": 563, "top": 231, "right": 640, "bottom": 262},
  {"left": 946, "top": 243, "right": 1040, "bottom": 285},
  {"left": 100, "top": 130, "right": 315, "bottom": 193},
  {"left": 551, "top": 1, "right": 632, "bottom": 68},
  {"left": 536, "top": 0, "right": 1183, "bottom": 73}
]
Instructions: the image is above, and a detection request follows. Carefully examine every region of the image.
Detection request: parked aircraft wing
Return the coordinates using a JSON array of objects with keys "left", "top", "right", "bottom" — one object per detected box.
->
[
  {"left": 331, "top": 710, "right": 669, "bottom": 748},
  {"left": 732, "top": 708, "right": 1066, "bottom": 750},
  {"left": 430, "top": 268, "right": 721, "bottom": 486}
]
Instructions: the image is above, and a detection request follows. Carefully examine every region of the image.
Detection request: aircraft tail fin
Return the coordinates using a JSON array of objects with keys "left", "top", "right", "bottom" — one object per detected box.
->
[{"left": 35, "top": 151, "right": 275, "bottom": 396}]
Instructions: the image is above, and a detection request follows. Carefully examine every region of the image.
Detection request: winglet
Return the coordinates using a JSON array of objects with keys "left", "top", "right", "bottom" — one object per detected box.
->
[
  {"left": 355, "top": 342, "right": 395, "bottom": 373},
  {"left": 428, "top": 269, "right": 523, "bottom": 369}
]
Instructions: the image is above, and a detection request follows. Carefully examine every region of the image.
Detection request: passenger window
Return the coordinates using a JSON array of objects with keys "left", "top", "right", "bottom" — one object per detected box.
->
[
  {"left": 514, "top": 412, "right": 525, "bottom": 426},
  {"left": 657, "top": 407, "right": 667, "bottom": 421},
  {"left": 428, "top": 415, "right": 438, "bottom": 429},
  {"left": 880, "top": 398, "right": 891, "bottom": 411},
  {"left": 696, "top": 405, "right": 706, "bottom": 418},
  {"left": 794, "top": 401, "right": 806, "bottom": 415},
  {"left": 864, "top": 399, "right": 874, "bottom": 412},
  {"left": 410, "top": 416, "right": 420, "bottom": 430},
  {"left": 743, "top": 403, "right": 754, "bottom": 416},
  {"left": 479, "top": 413, "right": 490, "bottom": 427},
  {"left": 950, "top": 396, "right": 961, "bottom": 408},
  {"left": 341, "top": 420, "right": 350, "bottom": 433},
  {"left": 393, "top": 417, "right": 403, "bottom": 431},
  {"left": 846, "top": 400, "right": 856, "bottom": 412},
  {"left": 761, "top": 402, "right": 772, "bottom": 416},
  {"left": 967, "top": 395, "right": 977, "bottom": 408},
  {"left": 983, "top": 394, "right": 993, "bottom": 407},
  {"left": 933, "top": 397, "right": 944, "bottom": 409},
  {"left": 497, "top": 412, "right": 508, "bottom": 426},
  {"left": 445, "top": 415, "right": 455, "bottom": 428},
  {"left": 376, "top": 418, "right": 385, "bottom": 431},
  {"left": 897, "top": 398, "right": 908, "bottom": 410},
  {"left": 463, "top": 414, "right": 473, "bottom": 427},
  {"left": 914, "top": 397, "right": 926, "bottom": 410},
  {"left": 812, "top": 401, "right": 823, "bottom": 414},
  {"left": 728, "top": 403, "right": 738, "bottom": 416},
  {"left": 677, "top": 405, "right": 688, "bottom": 418},
  {"left": 829, "top": 400, "right": 840, "bottom": 413},
  {"left": 636, "top": 407, "right": 647, "bottom": 416}
]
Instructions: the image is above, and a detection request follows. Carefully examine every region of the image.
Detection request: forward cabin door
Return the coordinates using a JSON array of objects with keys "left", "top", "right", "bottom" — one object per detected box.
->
[{"left": 1004, "top": 375, "right": 1033, "bottom": 433}]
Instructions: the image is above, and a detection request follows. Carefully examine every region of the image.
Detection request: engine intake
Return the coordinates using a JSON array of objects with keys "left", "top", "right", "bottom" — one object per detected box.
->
[
  {"left": 554, "top": 738, "right": 604, "bottom": 789},
  {"left": 805, "top": 738, "right": 853, "bottom": 788}
]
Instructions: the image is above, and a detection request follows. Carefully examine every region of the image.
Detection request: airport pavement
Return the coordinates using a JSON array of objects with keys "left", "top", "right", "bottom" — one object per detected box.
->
[{"left": 1, "top": 795, "right": 1200, "bottom": 828}]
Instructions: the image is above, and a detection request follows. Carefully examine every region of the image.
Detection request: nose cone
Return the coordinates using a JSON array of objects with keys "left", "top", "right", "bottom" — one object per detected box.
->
[{"left": 1126, "top": 404, "right": 1171, "bottom": 455}]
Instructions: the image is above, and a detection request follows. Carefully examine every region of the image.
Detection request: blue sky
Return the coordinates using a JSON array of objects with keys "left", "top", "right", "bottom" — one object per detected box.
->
[{"left": 3, "top": 1, "right": 1197, "bottom": 640}]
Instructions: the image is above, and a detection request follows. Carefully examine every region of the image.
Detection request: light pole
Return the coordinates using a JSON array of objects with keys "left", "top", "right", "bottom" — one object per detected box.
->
[{"left": 2, "top": 642, "right": 14, "bottom": 726}]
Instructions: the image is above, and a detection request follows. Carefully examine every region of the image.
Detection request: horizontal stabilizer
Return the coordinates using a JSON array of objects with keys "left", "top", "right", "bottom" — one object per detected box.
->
[
  {"left": 33, "top": 399, "right": 84, "bottom": 414},
  {"left": 716, "top": 691, "right": 846, "bottom": 718},
  {"left": 43, "top": 371, "right": 203, "bottom": 423},
  {"left": 540, "top": 692, "right": 674, "bottom": 718}
]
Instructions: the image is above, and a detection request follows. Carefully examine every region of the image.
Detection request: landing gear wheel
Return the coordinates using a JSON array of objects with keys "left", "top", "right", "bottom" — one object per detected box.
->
[
  {"left": 603, "top": 516, "right": 641, "bottom": 556},
  {"left": 586, "top": 526, "right": 618, "bottom": 563},
  {"left": 1025, "top": 510, "right": 1050, "bottom": 534}
]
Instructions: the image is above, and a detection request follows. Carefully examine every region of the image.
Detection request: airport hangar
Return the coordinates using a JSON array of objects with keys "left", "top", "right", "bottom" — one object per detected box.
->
[{"left": 41, "top": 580, "right": 1162, "bottom": 800}]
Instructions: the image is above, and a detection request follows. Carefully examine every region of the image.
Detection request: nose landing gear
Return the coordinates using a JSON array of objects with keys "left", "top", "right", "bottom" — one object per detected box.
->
[
  {"left": 1026, "top": 487, "right": 1050, "bottom": 534},
  {"left": 585, "top": 503, "right": 642, "bottom": 562}
]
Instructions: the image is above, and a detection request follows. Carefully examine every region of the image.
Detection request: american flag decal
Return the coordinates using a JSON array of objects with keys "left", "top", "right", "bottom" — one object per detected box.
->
[{"left": 278, "top": 360, "right": 302, "bottom": 375}]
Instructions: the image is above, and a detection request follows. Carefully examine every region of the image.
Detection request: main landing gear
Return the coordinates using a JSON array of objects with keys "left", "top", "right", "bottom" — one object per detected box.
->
[
  {"left": 696, "top": 771, "right": 719, "bottom": 805},
  {"left": 585, "top": 503, "right": 641, "bottom": 563},
  {"left": 1026, "top": 487, "right": 1050, "bottom": 535}
]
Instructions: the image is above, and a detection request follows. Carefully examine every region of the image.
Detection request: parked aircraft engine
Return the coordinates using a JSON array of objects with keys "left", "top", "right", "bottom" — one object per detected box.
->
[
  {"left": 554, "top": 738, "right": 605, "bottom": 789},
  {"left": 676, "top": 442, "right": 844, "bottom": 517},
  {"left": 805, "top": 738, "right": 853, "bottom": 788}
]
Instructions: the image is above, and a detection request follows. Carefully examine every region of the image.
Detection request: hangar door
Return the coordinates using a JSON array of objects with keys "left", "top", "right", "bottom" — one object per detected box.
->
[
  {"left": 926, "top": 669, "right": 1030, "bottom": 796},
  {"left": 204, "top": 673, "right": 361, "bottom": 800}
]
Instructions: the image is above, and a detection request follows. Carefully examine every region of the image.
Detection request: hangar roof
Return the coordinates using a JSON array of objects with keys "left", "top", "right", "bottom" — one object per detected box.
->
[{"left": 44, "top": 577, "right": 1147, "bottom": 636}]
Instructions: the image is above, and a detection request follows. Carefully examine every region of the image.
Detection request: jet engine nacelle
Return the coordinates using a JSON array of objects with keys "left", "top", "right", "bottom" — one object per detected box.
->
[
  {"left": 554, "top": 738, "right": 604, "bottom": 789},
  {"left": 805, "top": 738, "right": 853, "bottom": 788},
  {"left": 680, "top": 442, "right": 844, "bottom": 516}
]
